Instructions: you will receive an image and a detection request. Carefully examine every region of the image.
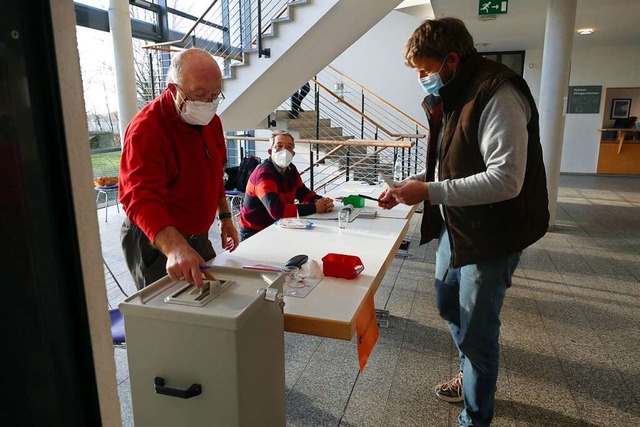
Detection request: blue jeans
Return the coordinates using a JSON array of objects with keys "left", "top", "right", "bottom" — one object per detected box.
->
[{"left": 435, "top": 227, "right": 520, "bottom": 427}]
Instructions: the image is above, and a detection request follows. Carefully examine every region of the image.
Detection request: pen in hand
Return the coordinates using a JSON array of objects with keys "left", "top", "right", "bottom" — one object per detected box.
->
[{"left": 357, "top": 194, "right": 383, "bottom": 203}]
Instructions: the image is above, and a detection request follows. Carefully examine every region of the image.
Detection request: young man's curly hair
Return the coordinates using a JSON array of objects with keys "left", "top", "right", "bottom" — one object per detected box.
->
[{"left": 403, "top": 17, "right": 476, "bottom": 67}]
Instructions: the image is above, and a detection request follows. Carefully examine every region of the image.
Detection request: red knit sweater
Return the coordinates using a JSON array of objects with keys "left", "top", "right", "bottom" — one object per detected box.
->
[{"left": 119, "top": 88, "right": 227, "bottom": 241}]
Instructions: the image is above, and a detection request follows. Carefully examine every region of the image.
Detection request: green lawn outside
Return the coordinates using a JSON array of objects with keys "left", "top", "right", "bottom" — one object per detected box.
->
[{"left": 91, "top": 150, "right": 121, "bottom": 177}]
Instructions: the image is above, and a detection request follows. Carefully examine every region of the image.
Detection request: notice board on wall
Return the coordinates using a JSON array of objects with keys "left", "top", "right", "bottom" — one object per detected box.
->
[{"left": 567, "top": 86, "right": 602, "bottom": 114}]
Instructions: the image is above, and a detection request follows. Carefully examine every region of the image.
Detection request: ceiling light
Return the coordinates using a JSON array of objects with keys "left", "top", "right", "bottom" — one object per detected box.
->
[
  {"left": 475, "top": 43, "right": 490, "bottom": 47},
  {"left": 577, "top": 28, "right": 594, "bottom": 35}
]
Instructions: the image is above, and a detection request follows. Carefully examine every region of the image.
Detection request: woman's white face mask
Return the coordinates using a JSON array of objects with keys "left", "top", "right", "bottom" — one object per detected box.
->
[
  {"left": 272, "top": 149, "right": 293, "bottom": 169},
  {"left": 173, "top": 90, "right": 219, "bottom": 126}
]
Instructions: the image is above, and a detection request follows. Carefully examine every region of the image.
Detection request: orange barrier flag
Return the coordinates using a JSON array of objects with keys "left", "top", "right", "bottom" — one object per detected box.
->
[{"left": 356, "top": 293, "right": 380, "bottom": 371}]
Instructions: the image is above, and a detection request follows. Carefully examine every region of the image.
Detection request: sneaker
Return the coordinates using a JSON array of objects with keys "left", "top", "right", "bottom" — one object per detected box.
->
[{"left": 434, "top": 371, "right": 463, "bottom": 403}]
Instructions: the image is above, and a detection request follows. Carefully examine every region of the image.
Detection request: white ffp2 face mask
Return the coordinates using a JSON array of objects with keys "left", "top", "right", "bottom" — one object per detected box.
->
[
  {"left": 178, "top": 99, "right": 219, "bottom": 125},
  {"left": 272, "top": 150, "right": 293, "bottom": 169}
]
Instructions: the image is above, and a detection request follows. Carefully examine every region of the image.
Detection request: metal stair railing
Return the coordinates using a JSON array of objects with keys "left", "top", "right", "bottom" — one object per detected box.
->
[
  {"left": 225, "top": 135, "right": 413, "bottom": 192},
  {"left": 272, "top": 66, "right": 428, "bottom": 188}
]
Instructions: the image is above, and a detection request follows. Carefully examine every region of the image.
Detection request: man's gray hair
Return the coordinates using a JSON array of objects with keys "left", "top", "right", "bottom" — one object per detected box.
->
[
  {"left": 270, "top": 130, "right": 295, "bottom": 147},
  {"left": 166, "top": 48, "right": 216, "bottom": 86}
]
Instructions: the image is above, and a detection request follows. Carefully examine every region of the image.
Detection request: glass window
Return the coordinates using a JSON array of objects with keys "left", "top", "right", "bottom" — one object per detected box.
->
[
  {"left": 76, "top": 26, "right": 120, "bottom": 140},
  {"left": 75, "top": 0, "right": 109, "bottom": 9}
]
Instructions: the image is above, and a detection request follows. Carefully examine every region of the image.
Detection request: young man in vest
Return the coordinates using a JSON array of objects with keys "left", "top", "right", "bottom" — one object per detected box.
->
[
  {"left": 119, "top": 48, "right": 239, "bottom": 290},
  {"left": 379, "top": 18, "right": 549, "bottom": 426},
  {"left": 238, "top": 130, "right": 334, "bottom": 240}
]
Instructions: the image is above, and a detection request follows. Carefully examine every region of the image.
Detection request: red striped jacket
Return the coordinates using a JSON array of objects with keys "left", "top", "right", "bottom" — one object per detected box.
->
[{"left": 239, "top": 158, "right": 320, "bottom": 233}]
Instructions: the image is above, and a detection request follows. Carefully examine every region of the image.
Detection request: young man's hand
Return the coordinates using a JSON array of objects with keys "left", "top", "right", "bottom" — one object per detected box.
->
[{"left": 387, "top": 180, "right": 429, "bottom": 205}]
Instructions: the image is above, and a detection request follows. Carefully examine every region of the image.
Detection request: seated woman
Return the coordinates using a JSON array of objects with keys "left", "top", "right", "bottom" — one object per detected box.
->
[{"left": 238, "top": 130, "right": 334, "bottom": 240}]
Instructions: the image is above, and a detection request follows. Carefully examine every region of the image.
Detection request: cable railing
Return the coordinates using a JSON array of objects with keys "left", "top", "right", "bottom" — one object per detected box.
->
[
  {"left": 273, "top": 65, "right": 428, "bottom": 189},
  {"left": 226, "top": 135, "right": 414, "bottom": 192}
]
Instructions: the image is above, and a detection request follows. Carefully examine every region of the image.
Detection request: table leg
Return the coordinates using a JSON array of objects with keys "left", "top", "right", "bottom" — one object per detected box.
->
[{"left": 375, "top": 308, "right": 389, "bottom": 328}]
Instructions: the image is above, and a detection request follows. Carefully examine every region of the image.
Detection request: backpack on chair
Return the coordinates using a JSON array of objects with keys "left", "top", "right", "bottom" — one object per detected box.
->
[{"left": 235, "top": 155, "right": 261, "bottom": 193}]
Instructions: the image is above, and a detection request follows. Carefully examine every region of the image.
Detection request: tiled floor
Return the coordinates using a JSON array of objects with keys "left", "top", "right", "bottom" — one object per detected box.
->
[{"left": 100, "top": 174, "right": 640, "bottom": 426}]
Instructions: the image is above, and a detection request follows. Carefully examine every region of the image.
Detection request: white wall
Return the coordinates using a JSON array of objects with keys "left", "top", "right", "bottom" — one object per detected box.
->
[{"left": 331, "top": 11, "right": 427, "bottom": 128}]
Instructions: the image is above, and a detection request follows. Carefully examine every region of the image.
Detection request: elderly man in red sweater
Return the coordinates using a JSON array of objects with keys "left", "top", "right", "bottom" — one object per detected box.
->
[{"left": 119, "top": 48, "right": 238, "bottom": 290}]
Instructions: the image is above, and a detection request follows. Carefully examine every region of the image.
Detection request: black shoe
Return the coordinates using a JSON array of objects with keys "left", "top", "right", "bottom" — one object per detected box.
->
[{"left": 289, "top": 110, "right": 299, "bottom": 119}]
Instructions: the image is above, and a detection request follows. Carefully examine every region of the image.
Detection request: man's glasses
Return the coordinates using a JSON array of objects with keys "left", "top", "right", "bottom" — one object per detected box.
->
[{"left": 175, "top": 84, "right": 225, "bottom": 103}]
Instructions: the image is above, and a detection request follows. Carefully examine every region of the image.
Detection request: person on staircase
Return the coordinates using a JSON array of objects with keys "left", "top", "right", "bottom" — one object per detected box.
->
[{"left": 290, "top": 82, "right": 310, "bottom": 119}]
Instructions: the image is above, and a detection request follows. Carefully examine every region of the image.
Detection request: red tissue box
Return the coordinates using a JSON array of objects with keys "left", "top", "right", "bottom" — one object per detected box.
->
[{"left": 321, "top": 253, "right": 365, "bottom": 279}]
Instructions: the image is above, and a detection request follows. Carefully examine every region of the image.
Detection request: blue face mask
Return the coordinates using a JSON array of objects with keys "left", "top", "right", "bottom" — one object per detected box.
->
[{"left": 418, "top": 59, "right": 447, "bottom": 97}]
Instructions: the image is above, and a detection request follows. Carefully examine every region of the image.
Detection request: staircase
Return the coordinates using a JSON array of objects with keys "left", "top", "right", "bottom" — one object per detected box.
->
[
  {"left": 216, "top": 0, "right": 404, "bottom": 131},
  {"left": 272, "top": 110, "right": 353, "bottom": 140},
  {"left": 270, "top": 108, "right": 384, "bottom": 185}
]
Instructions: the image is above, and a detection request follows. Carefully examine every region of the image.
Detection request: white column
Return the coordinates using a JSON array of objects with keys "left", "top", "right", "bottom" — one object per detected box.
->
[
  {"left": 108, "top": 0, "right": 138, "bottom": 145},
  {"left": 539, "top": 0, "right": 577, "bottom": 227}
]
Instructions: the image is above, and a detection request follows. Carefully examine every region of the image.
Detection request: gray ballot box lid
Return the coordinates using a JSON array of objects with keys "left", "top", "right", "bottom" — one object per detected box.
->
[{"left": 119, "top": 265, "right": 284, "bottom": 331}]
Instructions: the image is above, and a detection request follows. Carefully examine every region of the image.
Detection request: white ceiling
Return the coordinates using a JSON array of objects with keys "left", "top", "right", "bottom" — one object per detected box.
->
[{"left": 396, "top": 0, "right": 640, "bottom": 52}]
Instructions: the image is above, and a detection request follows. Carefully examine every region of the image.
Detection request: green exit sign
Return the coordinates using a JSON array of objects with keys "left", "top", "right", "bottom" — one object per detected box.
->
[{"left": 479, "top": 0, "right": 508, "bottom": 15}]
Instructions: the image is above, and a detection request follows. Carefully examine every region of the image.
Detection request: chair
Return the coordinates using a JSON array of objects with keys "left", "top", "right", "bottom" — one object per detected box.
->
[
  {"left": 110, "top": 308, "right": 126, "bottom": 347},
  {"left": 93, "top": 158, "right": 120, "bottom": 222},
  {"left": 224, "top": 157, "right": 260, "bottom": 228},
  {"left": 226, "top": 190, "right": 244, "bottom": 228},
  {"left": 104, "top": 257, "right": 129, "bottom": 348}
]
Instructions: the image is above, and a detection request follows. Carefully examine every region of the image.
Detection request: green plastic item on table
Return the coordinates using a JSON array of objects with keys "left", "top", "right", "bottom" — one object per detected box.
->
[{"left": 341, "top": 195, "right": 365, "bottom": 208}]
